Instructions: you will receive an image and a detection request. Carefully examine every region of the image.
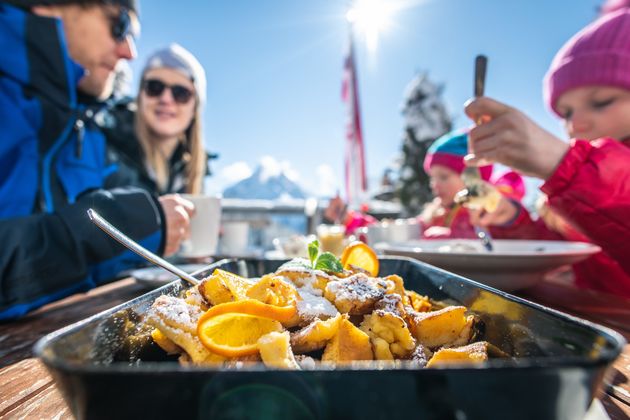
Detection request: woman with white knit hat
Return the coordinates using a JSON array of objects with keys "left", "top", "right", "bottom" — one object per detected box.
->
[{"left": 105, "top": 43, "right": 208, "bottom": 195}]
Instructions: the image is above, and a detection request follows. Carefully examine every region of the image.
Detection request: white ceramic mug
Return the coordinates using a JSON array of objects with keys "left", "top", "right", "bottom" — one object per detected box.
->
[
  {"left": 178, "top": 195, "right": 221, "bottom": 258},
  {"left": 221, "top": 221, "right": 250, "bottom": 256}
]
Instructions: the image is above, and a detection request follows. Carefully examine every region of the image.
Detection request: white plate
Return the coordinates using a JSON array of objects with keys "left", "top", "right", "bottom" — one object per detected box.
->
[
  {"left": 376, "top": 239, "right": 601, "bottom": 292},
  {"left": 130, "top": 264, "right": 209, "bottom": 287}
]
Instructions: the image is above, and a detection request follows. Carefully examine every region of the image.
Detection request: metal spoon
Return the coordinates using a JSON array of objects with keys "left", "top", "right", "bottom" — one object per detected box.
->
[
  {"left": 461, "top": 54, "right": 488, "bottom": 189},
  {"left": 87, "top": 209, "right": 199, "bottom": 286},
  {"left": 462, "top": 55, "right": 494, "bottom": 251}
]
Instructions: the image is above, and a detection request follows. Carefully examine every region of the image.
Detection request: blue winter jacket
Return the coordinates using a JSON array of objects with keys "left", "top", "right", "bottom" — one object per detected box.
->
[{"left": 0, "top": 4, "right": 164, "bottom": 320}]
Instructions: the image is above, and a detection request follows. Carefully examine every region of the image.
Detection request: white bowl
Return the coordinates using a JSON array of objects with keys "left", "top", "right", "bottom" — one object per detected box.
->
[{"left": 376, "top": 239, "right": 601, "bottom": 292}]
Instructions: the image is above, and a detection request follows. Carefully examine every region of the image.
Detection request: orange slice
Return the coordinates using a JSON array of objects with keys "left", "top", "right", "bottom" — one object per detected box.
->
[
  {"left": 201, "top": 299, "right": 297, "bottom": 324},
  {"left": 340, "top": 241, "right": 379, "bottom": 276},
  {"left": 197, "top": 311, "right": 282, "bottom": 357}
]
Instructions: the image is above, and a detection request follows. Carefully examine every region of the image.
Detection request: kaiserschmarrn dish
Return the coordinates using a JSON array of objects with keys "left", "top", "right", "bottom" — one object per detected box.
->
[{"left": 145, "top": 241, "right": 499, "bottom": 369}]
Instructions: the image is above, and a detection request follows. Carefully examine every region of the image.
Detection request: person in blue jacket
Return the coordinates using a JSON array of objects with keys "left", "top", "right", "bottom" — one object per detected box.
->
[{"left": 0, "top": 0, "right": 195, "bottom": 320}]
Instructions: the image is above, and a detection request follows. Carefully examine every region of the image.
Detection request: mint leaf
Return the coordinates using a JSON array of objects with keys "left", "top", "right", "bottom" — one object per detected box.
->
[
  {"left": 314, "top": 252, "right": 343, "bottom": 273},
  {"left": 308, "top": 240, "right": 320, "bottom": 267}
]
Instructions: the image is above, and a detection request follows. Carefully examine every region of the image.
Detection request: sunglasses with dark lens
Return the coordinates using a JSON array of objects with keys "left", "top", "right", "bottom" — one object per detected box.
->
[
  {"left": 106, "top": 7, "right": 132, "bottom": 43},
  {"left": 142, "top": 79, "right": 195, "bottom": 104}
]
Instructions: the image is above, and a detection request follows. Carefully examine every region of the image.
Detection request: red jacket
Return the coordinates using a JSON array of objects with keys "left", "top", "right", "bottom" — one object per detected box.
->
[
  {"left": 421, "top": 202, "right": 540, "bottom": 240},
  {"left": 421, "top": 170, "right": 538, "bottom": 239},
  {"left": 541, "top": 138, "right": 630, "bottom": 298}
]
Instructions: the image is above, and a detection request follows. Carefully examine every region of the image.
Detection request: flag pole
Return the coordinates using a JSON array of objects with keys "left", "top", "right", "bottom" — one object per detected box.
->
[{"left": 342, "top": 18, "right": 368, "bottom": 209}]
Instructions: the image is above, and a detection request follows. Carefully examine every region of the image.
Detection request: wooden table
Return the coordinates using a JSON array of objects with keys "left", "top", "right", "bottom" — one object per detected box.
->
[{"left": 1, "top": 275, "right": 629, "bottom": 419}]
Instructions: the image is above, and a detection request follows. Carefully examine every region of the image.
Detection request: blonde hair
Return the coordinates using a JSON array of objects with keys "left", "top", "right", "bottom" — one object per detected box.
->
[{"left": 135, "top": 95, "right": 205, "bottom": 195}]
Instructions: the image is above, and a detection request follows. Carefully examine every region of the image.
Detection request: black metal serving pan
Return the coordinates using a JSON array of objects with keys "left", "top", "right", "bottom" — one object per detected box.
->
[{"left": 35, "top": 257, "right": 625, "bottom": 420}]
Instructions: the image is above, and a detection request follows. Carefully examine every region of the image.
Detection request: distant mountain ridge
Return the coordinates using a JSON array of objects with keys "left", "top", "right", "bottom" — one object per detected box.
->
[{"left": 223, "top": 164, "right": 306, "bottom": 200}]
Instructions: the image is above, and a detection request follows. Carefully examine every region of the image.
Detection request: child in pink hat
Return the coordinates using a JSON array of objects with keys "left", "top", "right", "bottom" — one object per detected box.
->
[{"left": 464, "top": 5, "right": 630, "bottom": 297}]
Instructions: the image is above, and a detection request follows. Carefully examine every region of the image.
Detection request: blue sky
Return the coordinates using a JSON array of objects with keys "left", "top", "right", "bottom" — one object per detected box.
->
[{"left": 129, "top": 0, "right": 603, "bottom": 199}]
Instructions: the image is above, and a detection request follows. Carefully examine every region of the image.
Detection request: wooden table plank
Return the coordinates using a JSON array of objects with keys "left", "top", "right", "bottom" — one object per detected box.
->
[
  {"left": 0, "top": 279, "right": 153, "bottom": 368},
  {"left": 0, "top": 359, "right": 55, "bottom": 417},
  {"left": 0, "top": 275, "right": 628, "bottom": 419},
  {"left": 2, "top": 382, "right": 71, "bottom": 420},
  {"left": 600, "top": 393, "right": 630, "bottom": 419}
]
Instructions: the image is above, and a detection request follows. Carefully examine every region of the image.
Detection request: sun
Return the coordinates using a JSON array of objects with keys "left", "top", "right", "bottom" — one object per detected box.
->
[{"left": 346, "top": 0, "right": 395, "bottom": 51}]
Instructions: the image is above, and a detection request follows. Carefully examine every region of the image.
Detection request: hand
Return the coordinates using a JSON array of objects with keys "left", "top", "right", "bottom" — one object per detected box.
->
[
  {"left": 464, "top": 97, "right": 570, "bottom": 179},
  {"left": 324, "top": 195, "right": 347, "bottom": 224},
  {"left": 468, "top": 196, "right": 519, "bottom": 227},
  {"left": 423, "top": 225, "right": 452, "bottom": 239},
  {"left": 158, "top": 194, "right": 195, "bottom": 256}
]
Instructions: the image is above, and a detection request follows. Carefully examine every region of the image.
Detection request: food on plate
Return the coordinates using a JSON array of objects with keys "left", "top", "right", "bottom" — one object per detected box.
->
[
  {"left": 454, "top": 178, "right": 501, "bottom": 213},
  {"left": 146, "top": 240, "right": 499, "bottom": 369},
  {"left": 437, "top": 242, "right": 485, "bottom": 253}
]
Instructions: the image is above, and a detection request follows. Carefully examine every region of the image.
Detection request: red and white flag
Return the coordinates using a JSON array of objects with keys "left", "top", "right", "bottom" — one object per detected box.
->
[{"left": 341, "top": 33, "right": 368, "bottom": 207}]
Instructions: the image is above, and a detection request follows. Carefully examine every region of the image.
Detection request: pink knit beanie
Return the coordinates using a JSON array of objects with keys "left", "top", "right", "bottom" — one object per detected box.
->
[
  {"left": 544, "top": 8, "right": 630, "bottom": 116},
  {"left": 601, "top": 0, "right": 630, "bottom": 15}
]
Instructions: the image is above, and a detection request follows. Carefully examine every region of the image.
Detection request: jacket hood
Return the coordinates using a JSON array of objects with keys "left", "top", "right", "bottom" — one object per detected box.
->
[{"left": 0, "top": 3, "right": 84, "bottom": 108}]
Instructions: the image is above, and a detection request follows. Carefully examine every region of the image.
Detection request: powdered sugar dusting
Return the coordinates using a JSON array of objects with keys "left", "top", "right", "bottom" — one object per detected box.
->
[
  {"left": 185, "top": 287, "right": 206, "bottom": 307},
  {"left": 148, "top": 295, "right": 202, "bottom": 334},
  {"left": 326, "top": 274, "right": 384, "bottom": 304},
  {"left": 297, "top": 288, "right": 339, "bottom": 321},
  {"left": 297, "top": 273, "right": 323, "bottom": 296}
]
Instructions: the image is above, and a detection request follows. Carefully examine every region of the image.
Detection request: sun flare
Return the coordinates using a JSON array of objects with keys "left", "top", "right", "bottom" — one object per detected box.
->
[{"left": 346, "top": 0, "right": 394, "bottom": 51}]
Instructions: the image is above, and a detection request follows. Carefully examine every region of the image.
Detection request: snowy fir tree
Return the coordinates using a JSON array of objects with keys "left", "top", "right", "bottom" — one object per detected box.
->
[{"left": 396, "top": 73, "right": 452, "bottom": 216}]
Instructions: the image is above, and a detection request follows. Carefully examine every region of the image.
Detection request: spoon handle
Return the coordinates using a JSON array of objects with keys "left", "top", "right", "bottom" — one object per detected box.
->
[
  {"left": 87, "top": 209, "right": 199, "bottom": 286},
  {"left": 467, "top": 54, "right": 491, "bottom": 166},
  {"left": 474, "top": 55, "right": 487, "bottom": 98}
]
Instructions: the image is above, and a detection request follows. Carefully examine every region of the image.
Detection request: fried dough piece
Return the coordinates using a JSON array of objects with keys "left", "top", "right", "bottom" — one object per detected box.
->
[
  {"left": 455, "top": 180, "right": 501, "bottom": 213},
  {"left": 275, "top": 260, "right": 335, "bottom": 292},
  {"left": 322, "top": 316, "right": 373, "bottom": 362},
  {"left": 258, "top": 331, "right": 300, "bottom": 369},
  {"left": 290, "top": 314, "right": 342, "bottom": 353},
  {"left": 407, "top": 306, "right": 474, "bottom": 349},
  {"left": 405, "top": 290, "right": 432, "bottom": 312},
  {"left": 184, "top": 286, "right": 209, "bottom": 311},
  {"left": 197, "top": 269, "right": 252, "bottom": 306},
  {"left": 295, "top": 288, "right": 339, "bottom": 326},
  {"left": 383, "top": 274, "right": 407, "bottom": 301},
  {"left": 146, "top": 295, "right": 225, "bottom": 364},
  {"left": 151, "top": 328, "right": 180, "bottom": 354},
  {"left": 324, "top": 274, "right": 387, "bottom": 315},
  {"left": 246, "top": 275, "right": 299, "bottom": 307},
  {"left": 360, "top": 310, "right": 416, "bottom": 360},
  {"left": 426, "top": 341, "right": 489, "bottom": 367},
  {"left": 374, "top": 294, "right": 406, "bottom": 319},
  {"left": 246, "top": 274, "right": 303, "bottom": 327}
]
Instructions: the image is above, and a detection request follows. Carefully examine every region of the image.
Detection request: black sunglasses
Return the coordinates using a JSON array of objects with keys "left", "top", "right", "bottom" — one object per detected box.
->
[
  {"left": 105, "top": 7, "right": 133, "bottom": 43},
  {"left": 142, "top": 79, "right": 195, "bottom": 104}
]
